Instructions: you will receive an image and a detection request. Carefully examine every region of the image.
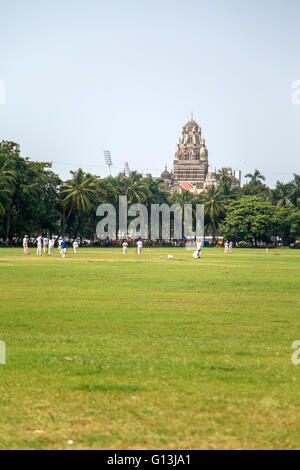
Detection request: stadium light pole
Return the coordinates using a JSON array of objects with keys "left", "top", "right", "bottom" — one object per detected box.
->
[
  {"left": 103, "top": 150, "right": 113, "bottom": 175},
  {"left": 124, "top": 161, "right": 131, "bottom": 177}
]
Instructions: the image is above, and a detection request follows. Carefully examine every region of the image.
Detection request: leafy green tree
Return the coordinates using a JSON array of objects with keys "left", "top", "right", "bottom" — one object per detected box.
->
[
  {"left": 221, "top": 196, "right": 274, "bottom": 243},
  {"left": 0, "top": 141, "right": 61, "bottom": 240},
  {"left": 288, "top": 199, "right": 300, "bottom": 240},
  {"left": 272, "top": 206, "right": 292, "bottom": 242}
]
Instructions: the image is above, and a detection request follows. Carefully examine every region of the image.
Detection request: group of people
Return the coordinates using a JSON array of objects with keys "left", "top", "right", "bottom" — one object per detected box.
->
[
  {"left": 224, "top": 241, "right": 233, "bottom": 254},
  {"left": 122, "top": 239, "right": 143, "bottom": 255},
  {"left": 22, "top": 236, "right": 232, "bottom": 259},
  {"left": 22, "top": 235, "right": 79, "bottom": 258}
]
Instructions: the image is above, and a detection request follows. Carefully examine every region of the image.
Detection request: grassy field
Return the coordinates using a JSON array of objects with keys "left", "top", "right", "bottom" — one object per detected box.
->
[{"left": 0, "top": 246, "right": 300, "bottom": 450}]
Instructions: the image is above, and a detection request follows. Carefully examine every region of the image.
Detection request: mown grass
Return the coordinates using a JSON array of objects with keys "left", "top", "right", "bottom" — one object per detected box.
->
[{"left": 0, "top": 246, "right": 300, "bottom": 449}]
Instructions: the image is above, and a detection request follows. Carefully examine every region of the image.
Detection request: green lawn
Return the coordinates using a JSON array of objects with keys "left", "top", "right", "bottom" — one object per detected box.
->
[{"left": 0, "top": 246, "right": 300, "bottom": 450}]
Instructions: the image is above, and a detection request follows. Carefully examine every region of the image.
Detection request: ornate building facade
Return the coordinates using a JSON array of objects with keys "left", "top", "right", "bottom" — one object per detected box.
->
[
  {"left": 161, "top": 117, "right": 216, "bottom": 193},
  {"left": 161, "top": 117, "right": 241, "bottom": 193}
]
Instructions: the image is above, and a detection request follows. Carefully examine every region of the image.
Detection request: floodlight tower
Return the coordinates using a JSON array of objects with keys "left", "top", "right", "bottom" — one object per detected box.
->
[
  {"left": 103, "top": 150, "right": 113, "bottom": 175},
  {"left": 124, "top": 162, "right": 131, "bottom": 177}
]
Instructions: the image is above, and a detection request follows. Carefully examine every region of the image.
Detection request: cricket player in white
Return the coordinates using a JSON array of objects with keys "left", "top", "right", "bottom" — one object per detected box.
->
[
  {"left": 58, "top": 237, "right": 63, "bottom": 254},
  {"left": 48, "top": 238, "right": 54, "bottom": 256},
  {"left": 193, "top": 240, "right": 202, "bottom": 259},
  {"left": 197, "top": 240, "right": 202, "bottom": 257},
  {"left": 122, "top": 240, "right": 128, "bottom": 254},
  {"left": 36, "top": 235, "right": 42, "bottom": 256},
  {"left": 229, "top": 241, "right": 233, "bottom": 254},
  {"left": 73, "top": 240, "right": 78, "bottom": 253},
  {"left": 23, "top": 235, "right": 29, "bottom": 255},
  {"left": 137, "top": 239, "right": 143, "bottom": 255},
  {"left": 224, "top": 241, "right": 229, "bottom": 253},
  {"left": 43, "top": 236, "right": 49, "bottom": 254}
]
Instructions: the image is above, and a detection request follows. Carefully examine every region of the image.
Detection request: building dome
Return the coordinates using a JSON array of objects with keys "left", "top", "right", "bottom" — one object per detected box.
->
[
  {"left": 184, "top": 120, "right": 201, "bottom": 132},
  {"left": 161, "top": 165, "right": 172, "bottom": 180}
]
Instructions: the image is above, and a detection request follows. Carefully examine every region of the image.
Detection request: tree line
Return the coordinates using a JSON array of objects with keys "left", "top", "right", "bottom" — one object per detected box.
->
[{"left": 1, "top": 140, "right": 300, "bottom": 244}]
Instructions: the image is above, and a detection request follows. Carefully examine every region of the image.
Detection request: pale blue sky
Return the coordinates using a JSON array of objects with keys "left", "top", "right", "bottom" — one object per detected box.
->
[{"left": 1, "top": 0, "right": 300, "bottom": 186}]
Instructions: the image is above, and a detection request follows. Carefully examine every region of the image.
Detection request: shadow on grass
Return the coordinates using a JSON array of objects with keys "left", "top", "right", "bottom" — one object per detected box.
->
[{"left": 74, "top": 383, "right": 146, "bottom": 392}]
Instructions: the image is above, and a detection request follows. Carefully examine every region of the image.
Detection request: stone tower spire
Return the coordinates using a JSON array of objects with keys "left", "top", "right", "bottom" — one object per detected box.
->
[{"left": 173, "top": 117, "right": 209, "bottom": 189}]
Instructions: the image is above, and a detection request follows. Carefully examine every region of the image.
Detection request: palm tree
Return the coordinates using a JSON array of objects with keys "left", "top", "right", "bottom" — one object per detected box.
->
[
  {"left": 291, "top": 174, "right": 300, "bottom": 205},
  {"left": 293, "top": 173, "right": 300, "bottom": 187},
  {"left": 245, "top": 169, "right": 266, "bottom": 185},
  {"left": 217, "top": 167, "right": 234, "bottom": 186},
  {"left": 173, "top": 188, "right": 195, "bottom": 205},
  {"left": 273, "top": 181, "right": 294, "bottom": 208},
  {"left": 121, "top": 171, "right": 150, "bottom": 205},
  {"left": 143, "top": 174, "right": 168, "bottom": 205},
  {"left": 200, "top": 185, "right": 225, "bottom": 244},
  {"left": 60, "top": 168, "right": 98, "bottom": 234}
]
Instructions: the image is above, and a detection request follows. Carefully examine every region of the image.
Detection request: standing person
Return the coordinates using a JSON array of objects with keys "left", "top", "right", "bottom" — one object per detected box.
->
[
  {"left": 48, "top": 238, "right": 54, "bottom": 256},
  {"left": 58, "top": 237, "right": 63, "bottom": 255},
  {"left": 36, "top": 234, "right": 42, "bottom": 256},
  {"left": 61, "top": 239, "right": 67, "bottom": 258},
  {"left": 137, "top": 239, "right": 143, "bottom": 255},
  {"left": 43, "top": 235, "right": 49, "bottom": 254},
  {"left": 229, "top": 241, "right": 233, "bottom": 254},
  {"left": 73, "top": 240, "right": 78, "bottom": 254},
  {"left": 122, "top": 240, "right": 128, "bottom": 254},
  {"left": 23, "top": 235, "right": 29, "bottom": 255},
  {"left": 224, "top": 241, "right": 229, "bottom": 254}
]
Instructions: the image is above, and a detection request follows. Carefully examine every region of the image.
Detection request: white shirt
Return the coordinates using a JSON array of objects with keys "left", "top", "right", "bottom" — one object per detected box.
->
[
  {"left": 23, "top": 238, "right": 28, "bottom": 247},
  {"left": 37, "top": 236, "right": 42, "bottom": 247},
  {"left": 137, "top": 241, "right": 143, "bottom": 248}
]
